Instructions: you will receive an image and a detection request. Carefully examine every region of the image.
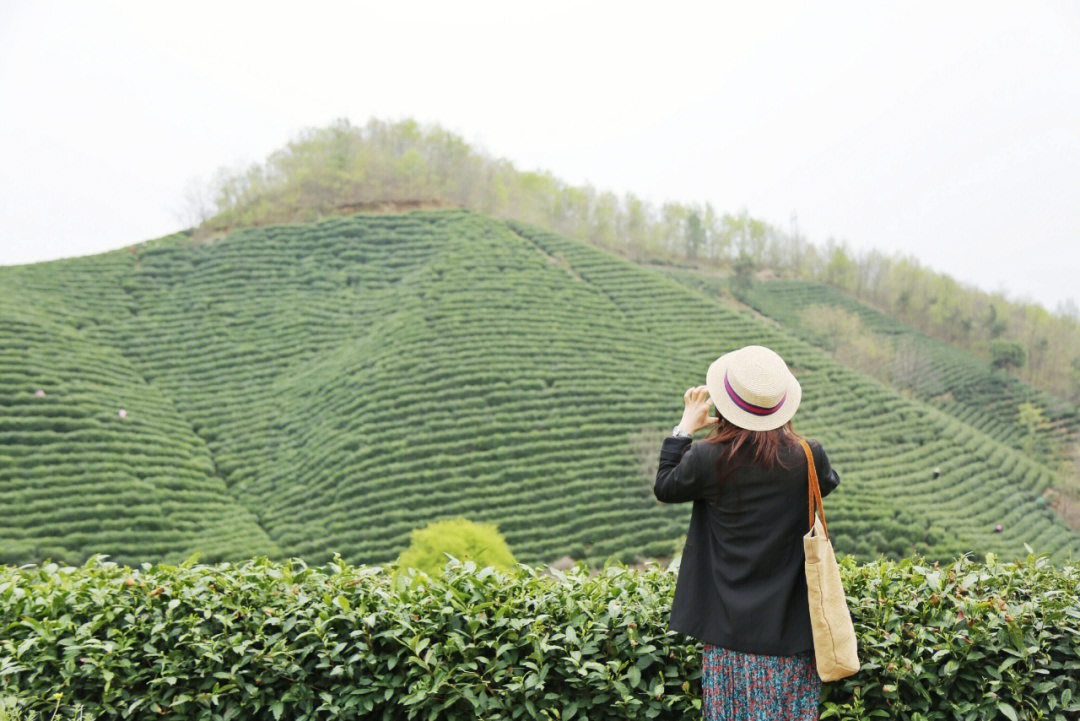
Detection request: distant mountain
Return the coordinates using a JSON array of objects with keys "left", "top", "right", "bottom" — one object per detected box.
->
[{"left": 2, "top": 210, "right": 1077, "bottom": 567}]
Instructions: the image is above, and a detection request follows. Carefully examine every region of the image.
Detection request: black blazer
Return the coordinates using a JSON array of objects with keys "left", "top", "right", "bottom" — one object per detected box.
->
[{"left": 654, "top": 434, "right": 840, "bottom": 655}]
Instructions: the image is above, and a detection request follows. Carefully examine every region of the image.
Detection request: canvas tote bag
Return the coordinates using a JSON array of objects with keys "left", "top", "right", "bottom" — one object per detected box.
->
[{"left": 799, "top": 439, "right": 860, "bottom": 682}]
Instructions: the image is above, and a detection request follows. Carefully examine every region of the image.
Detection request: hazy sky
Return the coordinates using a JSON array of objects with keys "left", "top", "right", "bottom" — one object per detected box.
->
[{"left": 2, "top": 1, "right": 1078, "bottom": 312}]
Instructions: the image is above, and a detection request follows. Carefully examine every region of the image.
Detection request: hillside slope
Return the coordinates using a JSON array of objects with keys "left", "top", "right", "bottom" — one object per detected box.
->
[
  {"left": 666, "top": 273, "right": 1079, "bottom": 494},
  {"left": 756, "top": 279, "right": 1078, "bottom": 462},
  {"left": 1, "top": 210, "right": 1078, "bottom": 567}
]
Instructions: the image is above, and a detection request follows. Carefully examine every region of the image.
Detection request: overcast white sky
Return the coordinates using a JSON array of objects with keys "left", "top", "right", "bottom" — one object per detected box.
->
[{"left": 2, "top": 1, "right": 1078, "bottom": 312}]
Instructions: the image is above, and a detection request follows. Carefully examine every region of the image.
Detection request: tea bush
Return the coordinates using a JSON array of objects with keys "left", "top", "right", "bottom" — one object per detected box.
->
[{"left": 1, "top": 552, "right": 1078, "bottom": 720}]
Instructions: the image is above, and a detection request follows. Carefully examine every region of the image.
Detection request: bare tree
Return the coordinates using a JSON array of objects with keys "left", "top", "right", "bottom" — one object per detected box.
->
[{"left": 175, "top": 175, "right": 214, "bottom": 229}]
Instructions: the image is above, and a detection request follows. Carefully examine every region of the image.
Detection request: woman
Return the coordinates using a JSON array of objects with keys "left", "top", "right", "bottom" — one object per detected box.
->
[{"left": 654, "top": 345, "right": 840, "bottom": 720}]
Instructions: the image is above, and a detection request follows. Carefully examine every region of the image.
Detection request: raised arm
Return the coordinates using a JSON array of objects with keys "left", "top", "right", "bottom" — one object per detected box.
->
[
  {"left": 655, "top": 385, "right": 718, "bottom": 503},
  {"left": 654, "top": 436, "right": 708, "bottom": 503}
]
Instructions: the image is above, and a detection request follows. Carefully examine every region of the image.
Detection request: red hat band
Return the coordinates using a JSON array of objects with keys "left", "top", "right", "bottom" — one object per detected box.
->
[{"left": 724, "top": 369, "right": 786, "bottom": 416}]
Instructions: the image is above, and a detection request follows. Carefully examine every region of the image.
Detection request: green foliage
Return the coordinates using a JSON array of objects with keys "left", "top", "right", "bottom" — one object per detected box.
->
[
  {"left": 2, "top": 553, "right": 1079, "bottom": 720},
  {"left": 1016, "top": 403, "right": 1050, "bottom": 456},
  {"left": 683, "top": 211, "right": 705, "bottom": 260},
  {"left": 824, "top": 245, "right": 857, "bottom": 288},
  {"left": 991, "top": 339, "right": 1028, "bottom": 372},
  {"left": 986, "top": 303, "right": 1008, "bottom": 338},
  {"left": 731, "top": 251, "right": 756, "bottom": 296},
  {"left": 797, "top": 303, "right": 893, "bottom": 375},
  {"left": 395, "top": 517, "right": 516, "bottom": 577}
]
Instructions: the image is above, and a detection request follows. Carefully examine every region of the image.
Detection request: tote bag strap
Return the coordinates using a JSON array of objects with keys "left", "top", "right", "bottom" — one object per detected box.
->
[{"left": 799, "top": 439, "right": 829, "bottom": 539}]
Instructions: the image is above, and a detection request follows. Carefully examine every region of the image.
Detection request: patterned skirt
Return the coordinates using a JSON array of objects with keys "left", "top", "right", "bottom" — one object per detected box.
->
[{"left": 701, "top": 643, "right": 822, "bottom": 720}]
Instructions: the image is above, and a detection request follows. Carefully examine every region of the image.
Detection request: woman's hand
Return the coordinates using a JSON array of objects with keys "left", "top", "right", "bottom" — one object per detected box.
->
[{"left": 678, "top": 385, "right": 718, "bottom": 435}]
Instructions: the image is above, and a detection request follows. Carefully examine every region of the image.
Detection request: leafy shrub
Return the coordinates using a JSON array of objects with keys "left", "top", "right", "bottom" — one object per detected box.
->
[
  {"left": 394, "top": 517, "right": 517, "bottom": 577},
  {"left": 2, "top": 552, "right": 1079, "bottom": 720},
  {"left": 990, "top": 339, "right": 1027, "bottom": 372}
]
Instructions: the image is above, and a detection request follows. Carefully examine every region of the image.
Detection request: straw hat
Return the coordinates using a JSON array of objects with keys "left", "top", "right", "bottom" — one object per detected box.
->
[{"left": 705, "top": 345, "right": 802, "bottom": 432}]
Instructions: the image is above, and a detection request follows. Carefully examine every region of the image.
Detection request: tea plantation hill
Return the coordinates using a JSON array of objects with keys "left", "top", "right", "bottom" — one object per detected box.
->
[
  {"left": 1, "top": 209, "right": 1078, "bottom": 568},
  {"left": 666, "top": 271, "right": 1080, "bottom": 496}
]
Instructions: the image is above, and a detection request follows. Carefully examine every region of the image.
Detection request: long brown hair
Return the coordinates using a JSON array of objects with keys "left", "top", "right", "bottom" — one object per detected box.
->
[{"left": 703, "top": 413, "right": 806, "bottom": 486}]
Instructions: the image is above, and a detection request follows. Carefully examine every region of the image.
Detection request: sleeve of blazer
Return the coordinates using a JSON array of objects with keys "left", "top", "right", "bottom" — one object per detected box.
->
[
  {"left": 654, "top": 436, "right": 711, "bottom": 503},
  {"left": 811, "top": 439, "right": 841, "bottom": 498}
]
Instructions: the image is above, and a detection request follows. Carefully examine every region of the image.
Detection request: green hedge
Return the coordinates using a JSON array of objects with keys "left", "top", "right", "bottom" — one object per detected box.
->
[{"left": 1, "top": 552, "right": 1078, "bottom": 720}]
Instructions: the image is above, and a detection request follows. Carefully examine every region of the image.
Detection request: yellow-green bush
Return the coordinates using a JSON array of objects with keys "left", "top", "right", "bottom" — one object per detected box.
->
[{"left": 394, "top": 517, "right": 517, "bottom": 577}]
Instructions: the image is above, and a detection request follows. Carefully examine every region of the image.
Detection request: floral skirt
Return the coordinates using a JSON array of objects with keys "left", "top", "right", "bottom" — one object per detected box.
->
[{"left": 701, "top": 643, "right": 822, "bottom": 720}]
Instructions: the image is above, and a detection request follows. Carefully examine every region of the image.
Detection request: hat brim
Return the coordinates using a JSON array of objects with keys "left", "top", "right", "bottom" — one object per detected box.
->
[{"left": 705, "top": 352, "right": 802, "bottom": 432}]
